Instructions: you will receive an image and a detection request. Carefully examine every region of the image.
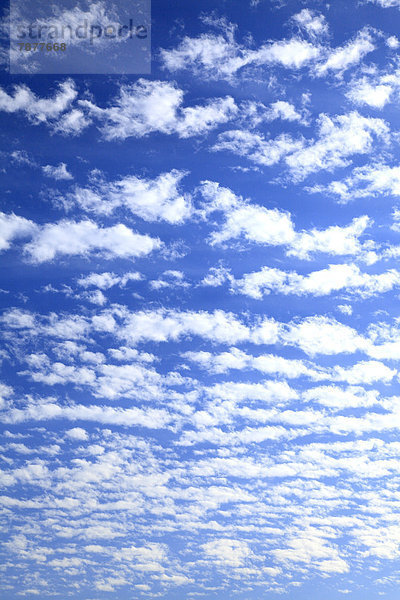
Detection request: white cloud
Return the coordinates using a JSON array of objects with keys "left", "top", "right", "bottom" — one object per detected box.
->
[
  {"left": 345, "top": 63, "right": 400, "bottom": 110},
  {"left": 201, "top": 263, "right": 233, "bottom": 287},
  {"left": 42, "top": 163, "right": 73, "bottom": 180},
  {"left": 232, "top": 263, "right": 400, "bottom": 299},
  {"left": 53, "top": 109, "right": 91, "bottom": 136},
  {"left": 213, "top": 112, "right": 388, "bottom": 180},
  {"left": 303, "top": 385, "right": 380, "bottom": 408},
  {"left": 161, "top": 22, "right": 375, "bottom": 83},
  {"left": 267, "top": 100, "right": 307, "bottom": 123},
  {"left": 337, "top": 304, "right": 353, "bottom": 316},
  {"left": 347, "top": 77, "right": 393, "bottom": 108},
  {"left": 283, "top": 316, "right": 370, "bottom": 356},
  {"left": 22, "top": 356, "right": 169, "bottom": 401},
  {"left": 10, "top": 150, "right": 36, "bottom": 166},
  {"left": 0, "top": 383, "right": 13, "bottom": 410},
  {"left": 0, "top": 212, "right": 37, "bottom": 252},
  {"left": 201, "top": 182, "right": 372, "bottom": 259},
  {"left": 80, "top": 79, "right": 237, "bottom": 140},
  {"left": 201, "top": 539, "right": 253, "bottom": 567},
  {"left": 213, "top": 129, "right": 303, "bottom": 167},
  {"left": 211, "top": 202, "right": 297, "bottom": 246},
  {"left": 201, "top": 181, "right": 296, "bottom": 246},
  {"left": 161, "top": 31, "right": 320, "bottom": 81},
  {"left": 292, "top": 10, "right": 329, "bottom": 40},
  {"left": 118, "top": 308, "right": 253, "bottom": 346},
  {"left": 285, "top": 112, "right": 388, "bottom": 180},
  {"left": 77, "top": 272, "right": 142, "bottom": 290},
  {"left": 315, "top": 29, "right": 375, "bottom": 76},
  {"left": 291, "top": 217, "right": 375, "bottom": 261},
  {"left": 364, "top": 0, "right": 400, "bottom": 6},
  {"left": 23, "top": 220, "right": 161, "bottom": 263},
  {"left": 149, "top": 270, "right": 188, "bottom": 291},
  {"left": 6, "top": 305, "right": 399, "bottom": 361},
  {"left": 206, "top": 380, "right": 298, "bottom": 404},
  {"left": 65, "top": 427, "right": 88, "bottom": 441},
  {"left": 183, "top": 348, "right": 395, "bottom": 386},
  {"left": 0, "top": 80, "right": 77, "bottom": 124},
  {"left": 82, "top": 290, "right": 106, "bottom": 306},
  {"left": 258, "top": 38, "right": 321, "bottom": 68},
  {"left": 1, "top": 308, "right": 36, "bottom": 329},
  {"left": 183, "top": 348, "right": 325, "bottom": 379},
  {"left": 272, "top": 532, "right": 349, "bottom": 573},
  {"left": 70, "top": 170, "right": 192, "bottom": 223},
  {"left": 2, "top": 400, "right": 173, "bottom": 429},
  {"left": 387, "top": 35, "right": 400, "bottom": 48},
  {"left": 309, "top": 163, "right": 400, "bottom": 202},
  {"left": 239, "top": 100, "right": 307, "bottom": 128},
  {"left": 333, "top": 361, "right": 396, "bottom": 384}
]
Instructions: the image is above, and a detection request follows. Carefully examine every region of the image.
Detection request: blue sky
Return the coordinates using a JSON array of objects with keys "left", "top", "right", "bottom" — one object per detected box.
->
[{"left": 4, "top": 0, "right": 400, "bottom": 598}]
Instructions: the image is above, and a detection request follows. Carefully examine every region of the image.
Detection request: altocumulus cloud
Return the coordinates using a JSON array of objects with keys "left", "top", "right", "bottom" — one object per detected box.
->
[{"left": 2, "top": 1, "right": 400, "bottom": 599}]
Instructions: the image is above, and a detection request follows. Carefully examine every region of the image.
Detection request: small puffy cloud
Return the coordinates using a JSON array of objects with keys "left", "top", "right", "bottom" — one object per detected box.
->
[
  {"left": 273, "top": 532, "right": 349, "bottom": 574},
  {"left": 206, "top": 380, "right": 298, "bottom": 404},
  {"left": 285, "top": 112, "right": 388, "bottom": 181},
  {"left": 3, "top": 400, "right": 173, "bottom": 429},
  {"left": 347, "top": 78, "right": 393, "bottom": 108},
  {"left": 161, "top": 30, "right": 320, "bottom": 81},
  {"left": 83, "top": 290, "right": 107, "bottom": 306},
  {"left": 77, "top": 272, "right": 142, "bottom": 290},
  {"left": 201, "top": 180, "right": 296, "bottom": 247},
  {"left": 288, "top": 217, "right": 374, "bottom": 261},
  {"left": 211, "top": 202, "right": 297, "bottom": 246},
  {"left": 213, "top": 112, "right": 388, "bottom": 180},
  {"left": 80, "top": 79, "right": 237, "bottom": 140},
  {"left": 315, "top": 29, "right": 375, "bottom": 76},
  {"left": 118, "top": 308, "right": 252, "bottom": 346},
  {"left": 338, "top": 304, "right": 353, "bottom": 316},
  {"left": 161, "top": 22, "right": 374, "bottom": 83},
  {"left": 0, "top": 383, "right": 13, "bottom": 410},
  {"left": 292, "top": 9, "right": 329, "bottom": 39},
  {"left": 346, "top": 65, "right": 400, "bottom": 109},
  {"left": 23, "top": 220, "right": 161, "bottom": 263},
  {"left": 310, "top": 164, "right": 400, "bottom": 203},
  {"left": 232, "top": 263, "right": 400, "bottom": 299},
  {"left": 213, "top": 129, "right": 303, "bottom": 167},
  {"left": 364, "top": 0, "right": 400, "bottom": 6},
  {"left": 70, "top": 170, "right": 192, "bottom": 223},
  {"left": 0, "top": 80, "right": 77, "bottom": 124},
  {"left": 1, "top": 308, "right": 36, "bottom": 329},
  {"left": 283, "top": 316, "right": 370, "bottom": 356},
  {"left": 392, "top": 207, "right": 400, "bottom": 231},
  {"left": 333, "top": 360, "right": 396, "bottom": 384},
  {"left": 201, "top": 538, "right": 253, "bottom": 567},
  {"left": 10, "top": 150, "right": 36, "bottom": 166},
  {"left": 149, "top": 270, "right": 188, "bottom": 291},
  {"left": 258, "top": 37, "right": 320, "bottom": 68},
  {"left": 183, "top": 348, "right": 395, "bottom": 386},
  {"left": 303, "top": 385, "right": 380, "bottom": 409},
  {"left": 0, "top": 212, "right": 37, "bottom": 252},
  {"left": 238, "top": 100, "right": 309, "bottom": 128},
  {"left": 65, "top": 427, "right": 88, "bottom": 441},
  {"left": 200, "top": 182, "right": 372, "bottom": 259},
  {"left": 201, "top": 263, "right": 233, "bottom": 287},
  {"left": 267, "top": 100, "right": 307, "bottom": 122},
  {"left": 42, "top": 163, "right": 73, "bottom": 181},
  {"left": 387, "top": 35, "right": 400, "bottom": 48},
  {"left": 183, "top": 347, "right": 325, "bottom": 380},
  {"left": 53, "top": 109, "right": 91, "bottom": 136}
]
